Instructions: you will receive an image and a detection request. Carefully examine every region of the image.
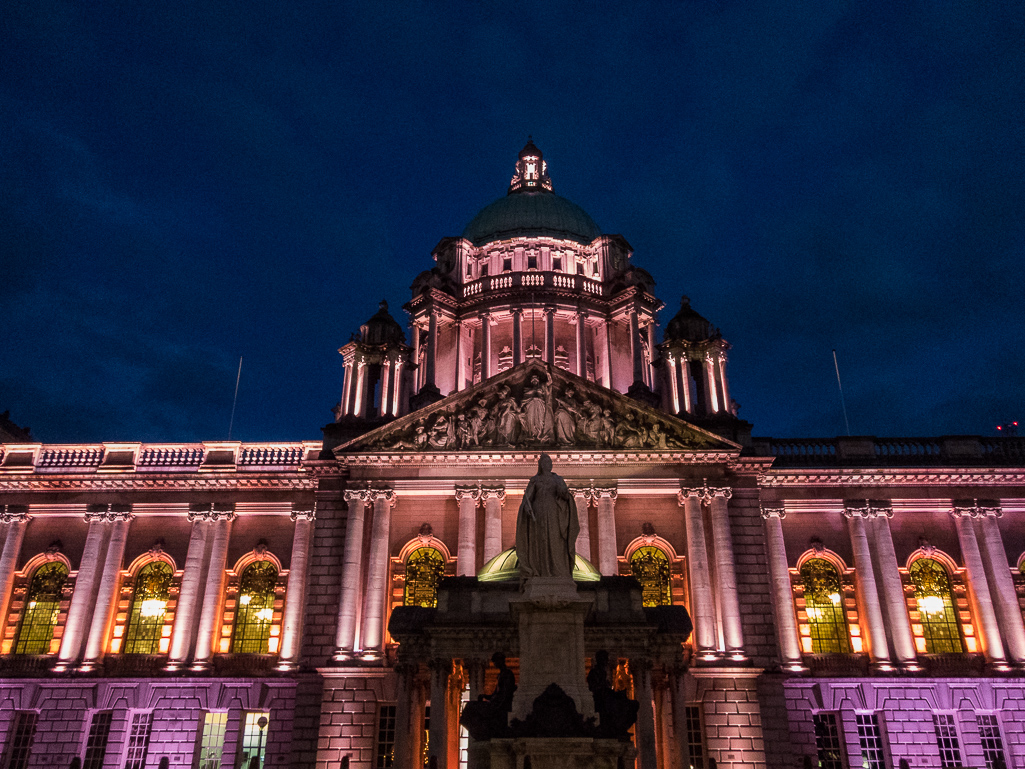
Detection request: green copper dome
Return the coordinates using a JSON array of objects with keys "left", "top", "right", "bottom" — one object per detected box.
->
[
  {"left": 476, "top": 547, "right": 602, "bottom": 583},
  {"left": 462, "top": 192, "right": 602, "bottom": 246},
  {"left": 462, "top": 140, "right": 601, "bottom": 246}
]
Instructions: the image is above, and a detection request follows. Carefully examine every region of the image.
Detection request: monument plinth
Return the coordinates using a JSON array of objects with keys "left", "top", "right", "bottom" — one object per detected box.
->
[{"left": 510, "top": 576, "right": 594, "bottom": 720}]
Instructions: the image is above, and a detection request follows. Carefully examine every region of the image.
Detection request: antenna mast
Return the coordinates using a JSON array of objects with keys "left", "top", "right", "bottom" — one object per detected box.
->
[
  {"left": 832, "top": 350, "right": 851, "bottom": 437},
  {"left": 228, "top": 356, "right": 243, "bottom": 440}
]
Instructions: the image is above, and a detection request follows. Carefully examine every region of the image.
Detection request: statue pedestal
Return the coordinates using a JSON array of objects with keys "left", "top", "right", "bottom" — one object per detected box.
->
[
  {"left": 470, "top": 737, "right": 635, "bottom": 769},
  {"left": 510, "top": 577, "right": 594, "bottom": 721}
]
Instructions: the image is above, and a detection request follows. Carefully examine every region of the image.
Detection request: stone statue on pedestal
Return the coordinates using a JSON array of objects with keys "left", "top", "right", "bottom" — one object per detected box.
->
[
  {"left": 460, "top": 652, "right": 517, "bottom": 740},
  {"left": 515, "top": 453, "right": 578, "bottom": 581}
]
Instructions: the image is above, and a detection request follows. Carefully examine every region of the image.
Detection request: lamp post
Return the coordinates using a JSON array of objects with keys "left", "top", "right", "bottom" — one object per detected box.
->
[{"left": 257, "top": 716, "right": 268, "bottom": 768}]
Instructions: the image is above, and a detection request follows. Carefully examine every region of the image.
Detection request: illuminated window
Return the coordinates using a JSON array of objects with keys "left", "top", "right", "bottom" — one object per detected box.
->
[
  {"left": 123, "top": 562, "right": 172, "bottom": 654},
  {"left": 812, "top": 713, "right": 844, "bottom": 769},
  {"left": 404, "top": 547, "right": 446, "bottom": 608},
  {"left": 933, "top": 714, "right": 963, "bottom": 768},
  {"left": 630, "top": 546, "right": 671, "bottom": 607},
  {"left": 376, "top": 704, "right": 397, "bottom": 768},
  {"left": 799, "top": 559, "right": 851, "bottom": 654},
  {"left": 4, "top": 712, "right": 38, "bottom": 769},
  {"left": 14, "top": 562, "right": 67, "bottom": 655},
  {"left": 909, "top": 559, "right": 963, "bottom": 654},
  {"left": 124, "top": 713, "right": 153, "bottom": 769},
  {"left": 239, "top": 712, "right": 270, "bottom": 769},
  {"left": 196, "top": 713, "right": 228, "bottom": 769},
  {"left": 83, "top": 712, "right": 113, "bottom": 769},
  {"left": 232, "top": 561, "right": 278, "bottom": 653}
]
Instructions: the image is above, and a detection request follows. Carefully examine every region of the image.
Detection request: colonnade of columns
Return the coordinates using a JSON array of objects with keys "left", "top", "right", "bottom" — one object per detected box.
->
[
  {"left": 340, "top": 351, "right": 408, "bottom": 419},
  {"left": 760, "top": 499, "right": 1025, "bottom": 672},
  {"left": 678, "top": 485, "right": 746, "bottom": 662},
  {"left": 0, "top": 503, "right": 315, "bottom": 673},
  {"left": 661, "top": 346, "right": 730, "bottom": 418}
]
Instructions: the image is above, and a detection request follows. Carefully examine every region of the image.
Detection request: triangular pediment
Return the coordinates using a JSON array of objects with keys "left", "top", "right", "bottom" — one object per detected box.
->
[{"left": 336, "top": 362, "right": 740, "bottom": 455}]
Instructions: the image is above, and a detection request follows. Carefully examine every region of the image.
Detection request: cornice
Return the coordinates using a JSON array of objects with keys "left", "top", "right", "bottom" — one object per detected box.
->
[
  {"left": 337, "top": 450, "right": 738, "bottom": 468},
  {"left": 0, "top": 475, "right": 317, "bottom": 492},
  {"left": 759, "top": 468, "right": 1025, "bottom": 488}
]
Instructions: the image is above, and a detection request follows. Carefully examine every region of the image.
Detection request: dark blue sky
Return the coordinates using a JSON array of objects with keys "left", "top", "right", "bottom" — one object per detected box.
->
[{"left": 2, "top": 1, "right": 1023, "bottom": 444}]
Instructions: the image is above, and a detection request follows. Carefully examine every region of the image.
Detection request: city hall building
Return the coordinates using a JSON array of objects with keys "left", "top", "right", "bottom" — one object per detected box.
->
[{"left": 2, "top": 143, "right": 1024, "bottom": 769}]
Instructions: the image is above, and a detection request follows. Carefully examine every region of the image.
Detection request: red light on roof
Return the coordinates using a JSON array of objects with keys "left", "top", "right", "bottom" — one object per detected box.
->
[{"left": 997, "top": 426, "right": 1002, "bottom": 430}]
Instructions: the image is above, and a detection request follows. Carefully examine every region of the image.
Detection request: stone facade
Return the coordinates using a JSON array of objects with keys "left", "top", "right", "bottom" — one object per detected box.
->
[{"left": 2, "top": 145, "right": 1025, "bottom": 769}]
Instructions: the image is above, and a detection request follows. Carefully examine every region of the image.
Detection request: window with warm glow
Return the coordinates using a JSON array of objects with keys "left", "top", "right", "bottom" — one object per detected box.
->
[
  {"left": 239, "top": 712, "right": 271, "bottom": 769},
  {"left": 14, "top": 561, "right": 67, "bottom": 655},
  {"left": 799, "top": 559, "right": 851, "bottom": 654},
  {"left": 232, "top": 561, "right": 278, "bottom": 653},
  {"left": 123, "top": 561, "right": 173, "bottom": 654},
  {"left": 909, "top": 559, "right": 964, "bottom": 654},
  {"left": 404, "top": 547, "right": 446, "bottom": 608},
  {"left": 630, "top": 546, "right": 672, "bottom": 607}
]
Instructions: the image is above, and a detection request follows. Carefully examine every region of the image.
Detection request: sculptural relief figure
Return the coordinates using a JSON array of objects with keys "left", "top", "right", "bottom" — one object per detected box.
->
[
  {"left": 516, "top": 453, "right": 578, "bottom": 580},
  {"left": 469, "top": 398, "right": 490, "bottom": 446},
  {"left": 456, "top": 413, "right": 472, "bottom": 449},
  {"left": 615, "top": 413, "right": 644, "bottom": 448},
  {"left": 599, "top": 408, "right": 616, "bottom": 447},
  {"left": 553, "top": 387, "right": 581, "bottom": 446},
  {"left": 493, "top": 385, "right": 521, "bottom": 446},
  {"left": 429, "top": 414, "right": 453, "bottom": 449},
  {"left": 520, "top": 374, "right": 554, "bottom": 443}
]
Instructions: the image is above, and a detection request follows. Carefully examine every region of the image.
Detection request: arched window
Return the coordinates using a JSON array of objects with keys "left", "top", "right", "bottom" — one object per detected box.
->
[
  {"left": 15, "top": 561, "right": 68, "bottom": 654},
  {"left": 404, "top": 547, "right": 446, "bottom": 608},
  {"left": 232, "top": 561, "right": 278, "bottom": 653},
  {"left": 799, "top": 559, "right": 851, "bottom": 654},
  {"left": 909, "top": 558, "right": 963, "bottom": 654},
  {"left": 630, "top": 546, "right": 672, "bottom": 607},
  {"left": 123, "top": 561, "right": 173, "bottom": 654}
]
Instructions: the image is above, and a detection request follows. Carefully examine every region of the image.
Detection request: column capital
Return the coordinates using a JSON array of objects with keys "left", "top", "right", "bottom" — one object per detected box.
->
[
  {"left": 678, "top": 487, "right": 703, "bottom": 504},
  {"left": 511, "top": 306, "right": 523, "bottom": 317},
  {"left": 842, "top": 500, "right": 871, "bottom": 520},
  {"left": 592, "top": 484, "right": 618, "bottom": 501},
  {"left": 698, "top": 482, "right": 732, "bottom": 502},
  {"left": 977, "top": 504, "right": 1003, "bottom": 519},
  {"left": 343, "top": 487, "right": 375, "bottom": 505},
  {"left": 567, "top": 484, "right": 592, "bottom": 501},
  {"left": 371, "top": 487, "right": 396, "bottom": 504},
  {"left": 543, "top": 306, "right": 556, "bottom": 317},
  {"left": 454, "top": 484, "right": 482, "bottom": 503},
  {"left": 0, "top": 505, "right": 31, "bottom": 524},
  {"left": 479, "top": 485, "right": 505, "bottom": 504},
  {"left": 759, "top": 506, "right": 786, "bottom": 520},
  {"left": 85, "top": 504, "right": 134, "bottom": 524},
  {"left": 290, "top": 506, "right": 316, "bottom": 522}
]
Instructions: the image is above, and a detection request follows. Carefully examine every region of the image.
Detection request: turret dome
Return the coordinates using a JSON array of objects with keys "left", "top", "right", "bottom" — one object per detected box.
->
[
  {"left": 359, "top": 300, "right": 406, "bottom": 346},
  {"left": 665, "top": 296, "right": 715, "bottom": 342}
]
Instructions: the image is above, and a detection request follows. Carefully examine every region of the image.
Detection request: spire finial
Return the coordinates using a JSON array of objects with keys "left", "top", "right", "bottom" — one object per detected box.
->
[{"left": 509, "top": 140, "right": 553, "bottom": 194}]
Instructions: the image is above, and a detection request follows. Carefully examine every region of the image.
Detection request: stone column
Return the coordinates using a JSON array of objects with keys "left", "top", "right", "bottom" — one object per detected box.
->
[
  {"left": 604, "top": 320, "right": 615, "bottom": 388},
  {"left": 869, "top": 507, "right": 920, "bottom": 670},
  {"left": 0, "top": 508, "right": 30, "bottom": 634},
  {"left": 455, "top": 485, "right": 481, "bottom": 577},
  {"left": 633, "top": 659, "right": 658, "bottom": 769},
  {"left": 191, "top": 509, "right": 234, "bottom": 669},
  {"left": 393, "top": 663, "right": 416, "bottom": 769},
  {"left": 80, "top": 511, "right": 133, "bottom": 671},
  {"left": 843, "top": 505, "right": 892, "bottom": 670},
  {"left": 678, "top": 356, "right": 692, "bottom": 413},
  {"left": 702, "top": 486, "right": 745, "bottom": 659},
  {"left": 360, "top": 488, "right": 395, "bottom": 660},
  {"left": 55, "top": 510, "right": 113, "bottom": 671},
  {"left": 576, "top": 311, "right": 587, "bottom": 377},
  {"left": 453, "top": 321, "right": 464, "bottom": 391},
  {"left": 334, "top": 488, "right": 372, "bottom": 661},
  {"left": 426, "top": 310, "right": 438, "bottom": 389},
  {"left": 594, "top": 487, "right": 618, "bottom": 576},
  {"left": 392, "top": 359, "right": 404, "bottom": 416},
  {"left": 277, "top": 507, "right": 315, "bottom": 670},
  {"left": 379, "top": 359, "right": 392, "bottom": 417},
  {"left": 666, "top": 353, "right": 680, "bottom": 413},
  {"left": 512, "top": 308, "right": 523, "bottom": 365},
  {"left": 544, "top": 307, "right": 555, "bottom": 365},
  {"left": 975, "top": 505, "right": 1025, "bottom": 666},
  {"left": 466, "top": 658, "right": 486, "bottom": 701},
  {"left": 166, "top": 511, "right": 212, "bottom": 671},
  {"left": 646, "top": 321, "right": 657, "bottom": 389},
  {"left": 480, "top": 486, "right": 506, "bottom": 563},
  {"left": 952, "top": 505, "right": 1007, "bottom": 667},
  {"left": 703, "top": 354, "right": 719, "bottom": 413},
  {"left": 340, "top": 359, "right": 354, "bottom": 417},
  {"left": 428, "top": 659, "right": 452, "bottom": 769},
  {"left": 629, "top": 309, "right": 643, "bottom": 383},
  {"left": 760, "top": 508, "right": 804, "bottom": 672},
  {"left": 717, "top": 354, "right": 730, "bottom": 412},
  {"left": 669, "top": 669, "right": 689, "bottom": 769},
  {"left": 569, "top": 487, "right": 592, "bottom": 564},
  {"left": 412, "top": 321, "right": 422, "bottom": 391},
  {"left": 480, "top": 313, "right": 491, "bottom": 381},
  {"left": 680, "top": 489, "right": 717, "bottom": 657}
]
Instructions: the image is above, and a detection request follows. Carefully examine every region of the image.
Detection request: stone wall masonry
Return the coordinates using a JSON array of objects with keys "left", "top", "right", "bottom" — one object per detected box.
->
[
  {"left": 302, "top": 490, "right": 347, "bottom": 668},
  {"left": 784, "top": 678, "right": 1025, "bottom": 769},
  {"left": 316, "top": 671, "right": 394, "bottom": 769},
  {"left": 690, "top": 669, "right": 768, "bottom": 769},
  {"left": 729, "top": 487, "right": 779, "bottom": 667},
  {"left": 0, "top": 678, "right": 298, "bottom": 769}
]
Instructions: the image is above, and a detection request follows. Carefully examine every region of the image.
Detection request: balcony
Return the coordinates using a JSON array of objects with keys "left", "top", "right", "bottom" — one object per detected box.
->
[{"left": 462, "top": 271, "right": 603, "bottom": 300}]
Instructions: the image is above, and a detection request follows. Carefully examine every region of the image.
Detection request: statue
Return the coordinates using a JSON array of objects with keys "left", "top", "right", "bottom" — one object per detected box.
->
[
  {"left": 493, "top": 385, "right": 520, "bottom": 445},
  {"left": 516, "top": 454, "right": 578, "bottom": 580},
  {"left": 520, "top": 374, "right": 554, "bottom": 442},
  {"left": 587, "top": 650, "right": 639, "bottom": 739},
  {"left": 553, "top": 387, "right": 581, "bottom": 446},
  {"left": 460, "top": 652, "right": 517, "bottom": 740}
]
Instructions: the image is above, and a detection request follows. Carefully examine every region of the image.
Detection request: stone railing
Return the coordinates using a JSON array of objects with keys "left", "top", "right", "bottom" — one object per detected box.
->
[
  {"left": 0, "top": 442, "right": 317, "bottom": 474},
  {"left": 0, "top": 654, "right": 56, "bottom": 677},
  {"left": 462, "top": 271, "right": 603, "bottom": 299},
  {"left": 751, "top": 436, "right": 1025, "bottom": 468}
]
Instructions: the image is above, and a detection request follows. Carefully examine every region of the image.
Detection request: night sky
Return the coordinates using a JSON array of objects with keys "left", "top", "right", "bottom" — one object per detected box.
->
[{"left": 3, "top": 2, "right": 1023, "bottom": 445}]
